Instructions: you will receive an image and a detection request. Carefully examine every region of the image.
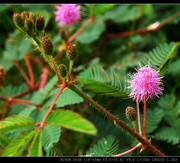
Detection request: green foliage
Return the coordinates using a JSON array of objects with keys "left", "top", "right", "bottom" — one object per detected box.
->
[
  {"left": 146, "top": 107, "right": 164, "bottom": 134},
  {"left": 140, "top": 42, "right": 180, "bottom": 73},
  {"left": 78, "top": 66, "right": 130, "bottom": 97},
  {"left": 0, "top": 116, "right": 35, "bottom": 134},
  {"left": 153, "top": 127, "right": 180, "bottom": 145},
  {"left": 2, "top": 129, "right": 36, "bottom": 156},
  {"left": 27, "top": 129, "right": 43, "bottom": 156},
  {"left": 158, "top": 94, "right": 180, "bottom": 128},
  {"left": 0, "top": 134, "right": 11, "bottom": 148},
  {"left": 42, "top": 126, "right": 61, "bottom": 151},
  {"left": 0, "top": 31, "right": 32, "bottom": 72},
  {"left": 32, "top": 75, "right": 59, "bottom": 105},
  {"left": 86, "top": 136, "right": 119, "bottom": 156},
  {"left": 46, "top": 110, "right": 97, "bottom": 135}
]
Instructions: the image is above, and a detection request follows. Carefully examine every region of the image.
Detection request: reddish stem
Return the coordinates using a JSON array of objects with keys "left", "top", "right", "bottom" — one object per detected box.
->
[
  {"left": 144, "top": 95, "right": 147, "bottom": 139},
  {"left": 39, "top": 67, "right": 49, "bottom": 90},
  {"left": 136, "top": 100, "right": 142, "bottom": 136},
  {"left": 4, "top": 101, "right": 10, "bottom": 117},
  {"left": 14, "top": 61, "right": 31, "bottom": 87},
  {"left": 114, "top": 144, "right": 142, "bottom": 157},
  {"left": 38, "top": 83, "right": 67, "bottom": 130},
  {"left": 12, "top": 85, "right": 39, "bottom": 99},
  {"left": 24, "top": 55, "right": 34, "bottom": 87},
  {"left": 66, "top": 24, "right": 70, "bottom": 47},
  {"left": 67, "top": 17, "right": 94, "bottom": 44}
]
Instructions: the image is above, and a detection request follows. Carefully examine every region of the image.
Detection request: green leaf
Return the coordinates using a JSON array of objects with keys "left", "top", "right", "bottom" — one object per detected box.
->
[
  {"left": 78, "top": 66, "right": 130, "bottom": 97},
  {"left": 27, "top": 129, "right": 43, "bottom": 156},
  {"left": 146, "top": 107, "right": 164, "bottom": 134},
  {"left": 76, "top": 19, "right": 105, "bottom": 44},
  {"left": 0, "top": 116, "right": 35, "bottom": 134},
  {"left": 46, "top": 109, "right": 97, "bottom": 136},
  {"left": 92, "top": 4, "right": 116, "bottom": 16},
  {"left": 0, "top": 134, "right": 11, "bottom": 148},
  {"left": 86, "top": 136, "right": 119, "bottom": 156},
  {"left": 0, "top": 31, "right": 32, "bottom": 71},
  {"left": 42, "top": 126, "right": 61, "bottom": 151},
  {"left": 140, "top": 42, "right": 180, "bottom": 73},
  {"left": 153, "top": 127, "right": 180, "bottom": 145},
  {"left": 158, "top": 94, "right": 180, "bottom": 128},
  {"left": 32, "top": 75, "right": 59, "bottom": 105},
  {"left": 18, "top": 106, "right": 36, "bottom": 116},
  {"left": 2, "top": 129, "right": 36, "bottom": 156}
]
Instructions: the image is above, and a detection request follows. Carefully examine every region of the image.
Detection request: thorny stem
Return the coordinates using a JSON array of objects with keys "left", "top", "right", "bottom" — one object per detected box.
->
[
  {"left": 114, "top": 143, "right": 142, "bottom": 157},
  {"left": 38, "top": 83, "right": 67, "bottom": 130},
  {"left": 24, "top": 55, "right": 34, "bottom": 87},
  {"left": 39, "top": 67, "right": 49, "bottom": 90},
  {"left": 144, "top": 95, "right": 147, "bottom": 139},
  {"left": 68, "top": 83, "right": 165, "bottom": 156},
  {"left": 14, "top": 61, "right": 32, "bottom": 87},
  {"left": 67, "top": 17, "right": 94, "bottom": 44},
  {"left": 136, "top": 100, "right": 142, "bottom": 136}
]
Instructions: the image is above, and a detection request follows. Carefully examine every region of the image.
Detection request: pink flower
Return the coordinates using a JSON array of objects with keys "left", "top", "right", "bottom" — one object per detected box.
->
[
  {"left": 127, "top": 64, "right": 164, "bottom": 102},
  {"left": 55, "top": 4, "right": 81, "bottom": 27}
]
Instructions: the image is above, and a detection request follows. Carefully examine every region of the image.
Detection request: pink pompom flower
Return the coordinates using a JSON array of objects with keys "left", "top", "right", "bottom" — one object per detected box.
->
[
  {"left": 55, "top": 4, "right": 81, "bottom": 27},
  {"left": 127, "top": 64, "right": 164, "bottom": 102}
]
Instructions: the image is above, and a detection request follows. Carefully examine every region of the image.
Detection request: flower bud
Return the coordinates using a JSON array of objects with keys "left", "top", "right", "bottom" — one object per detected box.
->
[
  {"left": 125, "top": 107, "right": 137, "bottom": 121},
  {"left": 25, "top": 18, "right": 34, "bottom": 30},
  {"left": 20, "top": 11, "right": 29, "bottom": 20},
  {"left": 66, "top": 43, "right": 78, "bottom": 61},
  {"left": 59, "top": 64, "right": 67, "bottom": 78},
  {"left": 0, "top": 66, "right": 5, "bottom": 86},
  {"left": 36, "top": 15, "right": 45, "bottom": 31},
  {"left": 41, "top": 36, "right": 54, "bottom": 55},
  {"left": 13, "top": 13, "right": 24, "bottom": 28},
  {"left": 29, "top": 12, "right": 35, "bottom": 21}
]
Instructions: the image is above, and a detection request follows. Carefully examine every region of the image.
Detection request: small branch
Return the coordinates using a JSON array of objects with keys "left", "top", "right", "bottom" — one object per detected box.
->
[
  {"left": 143, "top": 95, "right": 147, "bottom": 139},
  {"left": 114, "top": 144, "right": 142, "bottom": 157},
  {"left": 136, "top": 100, "right": 142, "bottom": 136},
  {"left": 38, "top": 83, "right": 67, "bottom": 130},
  {"left": 68, "top": 83, "right": 165, "bottom": 156},
  {"left": 107, "top": 12, "right": 180, "bottom": 39},
  {"left": 39, "top": 67, "right": 49, "bottom": 90},
  {"left": 24, "top": 55, "right": 34, "bottom": 87},
  {"left": 67, "top": 17, "right": 94, "bottom": 44},
  {"left": 4, "top": 101, "right": 10, "bottom": 118},
  {"left": 66, "top": 24, "right": 70, "bottom": 47},
  {"left": 12, "top": 85, "right": 39, "bottom": 99},
  {"left": 14, "top": 61, "right": 31, "bottom": 87}
]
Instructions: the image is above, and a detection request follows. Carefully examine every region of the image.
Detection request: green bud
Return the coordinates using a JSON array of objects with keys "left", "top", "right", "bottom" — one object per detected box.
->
[
  {"left": 13, "top": 13, "right": 24, "bottom": 28},
  {"left": 36, "top": 15, "right": 45, "bottom": 31},
  {"left": 66, "top": 43, "right": 78, "bottom": 61},
  {"left": 25, "top": 18, "right": 34, "bottom": 30},
  {"left": 59, "top": 64, "right": 67, "bottom": 78},
  {"left": 125, "top": 107, "right": 137, "bottom": 121},
  {"left": 41, "top": 36, "right": 54, "bottom": 55}
]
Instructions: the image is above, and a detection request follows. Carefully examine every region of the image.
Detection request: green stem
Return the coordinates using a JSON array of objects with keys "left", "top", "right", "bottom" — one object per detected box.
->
[
  {"left": 132, "top": 121, "right": 137, "bottom": 133},
  {"left": 68, "top": 83, "right": 165, "bottom": 156},
  {"left": 69, "top": 60, "right": 74, "bottom": 76},
  {"left": 0, "top": 86, "right": 7, "bottom": 98}
]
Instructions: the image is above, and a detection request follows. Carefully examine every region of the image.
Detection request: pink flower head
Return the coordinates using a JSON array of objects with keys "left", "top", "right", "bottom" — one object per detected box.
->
[
  {"left": 127, "top": 64, "right": 164, "bottom": 102},
  {"left": 55, "top": 4, "right": 81, "bottom": 27}
]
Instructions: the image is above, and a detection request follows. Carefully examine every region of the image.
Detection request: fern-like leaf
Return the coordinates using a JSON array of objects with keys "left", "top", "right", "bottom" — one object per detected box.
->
[
  {"left": 153, "top": 127, "right": 180, "bottom": 145},
  {"left": 27, "top": 129, "right": 43, "bottom": 156},
  {"left": 140, "top": 42, "right": 180, "bottom": 73},
  {"left": 146, "top": 107, "right": 164, "bottom": 134},
  {"left": 0, "top": 134, "right": 11, "bottom": 148},
  {"left": 0, "top": 116, "right": 35, "bottom": 134},
  {"left": 2, "top": 129, "right": 36, "bottom": 156},
  {"left": 158, "top": 94, "right": 180, "bottom": 128},
  {"left": 46, "top": 109, "right": 97, "bottom": 135},
  {"left": 78, "top": 66, "right": 130, "bottom": 97},
  {"left": 42, "top": 126, "right": 61, "bottom": 151},
  {"left": 32, "top": 75, "right": 59, "bottom": 105},
  {"left": 86, "top": 136, "right": 119, "bottom": 156}
]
